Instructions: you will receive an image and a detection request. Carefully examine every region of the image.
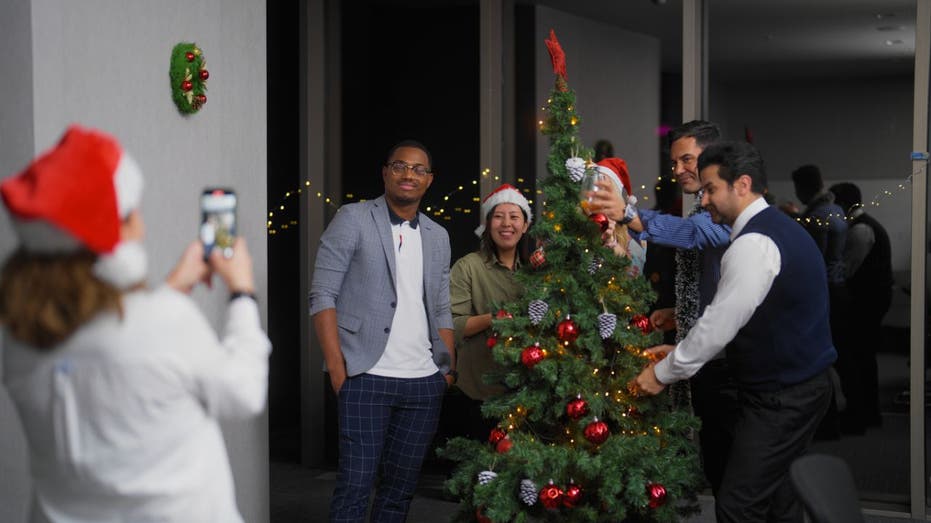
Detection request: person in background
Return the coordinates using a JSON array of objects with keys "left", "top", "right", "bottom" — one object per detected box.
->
[
  {"left": 830, "top": 182, "right": 892, "bottom": 432},
  {"left": 791, "top": 165, "right": 848, "bottom": 285},
  {"left": 586, "top": 121, "right": 738, "bottom": 499},
  {"left": 448, "top": 184, "right": 531, "bottom": 439},
  {"left": 0, "top": 125, "right": 270, "bottom": 523},
  {"left": 309, "top": 139, "right": 454, "bottom": 522},
  {"left": 792, "top": 164, "right": 848, "bottom": 438},
  {"left": 593, "top": 139, "right": 614, "bottom": 163},
  {"left": 633, "top": 141, "right": 836, "bottom": 522}
]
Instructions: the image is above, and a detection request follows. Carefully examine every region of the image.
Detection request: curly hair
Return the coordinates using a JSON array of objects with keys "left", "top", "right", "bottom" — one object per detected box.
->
[{"left": 0, "top": 248, "right": 123, "bottom": 349}]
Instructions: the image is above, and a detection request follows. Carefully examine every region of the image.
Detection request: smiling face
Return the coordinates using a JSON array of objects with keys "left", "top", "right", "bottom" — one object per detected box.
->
[
  {"left": 382, "top": 146, "right": 433, "bottom": 206},
  {"left": 700, "top": 164, "right": 745, "bottom": 226},
  {"left": 488, "top": 202, "right": 529, "bottom": 252},
  {"left": 669, "top": 136, "right": 703, "bottom": 195}
]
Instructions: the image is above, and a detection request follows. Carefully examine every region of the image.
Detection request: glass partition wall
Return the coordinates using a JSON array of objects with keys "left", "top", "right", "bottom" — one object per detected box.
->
[{"left": 706, "top": 0, "right": 920, "bottom": 515}]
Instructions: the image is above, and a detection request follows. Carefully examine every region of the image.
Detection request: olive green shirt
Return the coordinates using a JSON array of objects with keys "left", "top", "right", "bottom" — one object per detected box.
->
[{"left": 450, "top": 252, "right": 523, "bottom": 400}]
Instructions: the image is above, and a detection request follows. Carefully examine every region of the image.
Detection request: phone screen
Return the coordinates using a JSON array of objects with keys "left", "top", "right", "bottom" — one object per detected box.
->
[{"left": 200, "top": 188, "right": 237, "bottom": 258}]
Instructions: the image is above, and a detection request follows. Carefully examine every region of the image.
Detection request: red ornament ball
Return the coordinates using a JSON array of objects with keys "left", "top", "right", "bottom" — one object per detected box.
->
[
  {"left": 195, "top": 93, "right": 207, "bottom": 105},
  {"left": 563, "top": 482, "right": 583, "bottom": 508},
  {"left": 590, "top": 212, "right": 610, "bottom": 232},
  {"left": 199, "top": 68, "right": 210, "bottom": 80},
  {"left": 488, "top": 427, "right": 507, "bottom": 445},
  {"left": 495, "top": 436, "right": 513, "bottom": 454},
  {"left": 521, "top": 343, "right": 545, "bottom": 368},
  {"left": 185, "top": 51, "right": 195, "bottom": 62},
  {"left": 496, "top": 309, "right": 513, "bottom": 319},
  {"left": 539, "top": 482, "right": 564, "bottom": 510},
  {"left": 486, "top": 334, "right": 498, "bottom": 349},
  {"left": 647, "top": 482, "right": 667, "bottom": 508},
  {"left": 530, "top": 246, "right": 546, "bottom": 269},
  {"left": 566, "top": 395, "right": 589, "bottom": 420},
  {"left": 556, "top": 316, "right": 580, "bottom": 344},
  {"left": 181, "top": 80, "right": 193, "bottom": 92},
  {"left": 584, "top": 418, "right": 610, "bottom": 445},
  {"left": 475, "top": 507, "right": 493, "bottom": 523},
  {"left": 631, "top": 314, "right": 653, "bottom": 334}
]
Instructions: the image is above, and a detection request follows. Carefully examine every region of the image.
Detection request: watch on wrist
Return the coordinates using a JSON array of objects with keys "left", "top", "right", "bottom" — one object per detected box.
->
[
  {"left": 230, "top": 290, "right": 257, "bottom": 302},
  {"left": 619, "top": 200, "right": 639, "bottom": 225},
  {"left": 446, "top": 369, "right": 459, "bottom": 383}
]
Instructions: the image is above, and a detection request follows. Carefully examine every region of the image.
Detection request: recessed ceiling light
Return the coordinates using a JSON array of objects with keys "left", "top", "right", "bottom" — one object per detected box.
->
[
  {"left": 876, "top": 25, "right": 905, "bottom": 32},
  {"left": 884, "top": 39, "right": 905, "bottom": 46},
  {"left": 876, "top": 12, "right": 896, "bottom": 20}
]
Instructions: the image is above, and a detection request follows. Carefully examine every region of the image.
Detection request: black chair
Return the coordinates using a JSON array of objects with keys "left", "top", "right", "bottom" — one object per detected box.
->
[{"left": 789, "top": 453, "right": 865, "bottom": 523}]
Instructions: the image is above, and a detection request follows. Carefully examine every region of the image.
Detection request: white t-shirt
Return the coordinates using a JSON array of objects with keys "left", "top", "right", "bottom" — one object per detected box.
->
[{"left": 368, "top": 219, "right": 439, "bottom": 378}]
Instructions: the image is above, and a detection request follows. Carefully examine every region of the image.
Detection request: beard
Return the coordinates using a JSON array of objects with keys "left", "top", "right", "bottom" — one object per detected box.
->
[{"left": 93, "top": 240, "right": 148, "bottom": 290}]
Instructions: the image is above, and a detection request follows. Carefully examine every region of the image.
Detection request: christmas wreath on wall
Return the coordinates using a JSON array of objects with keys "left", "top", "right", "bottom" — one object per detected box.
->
[{"left": 169, "top": 42, "right": 209, "bottom": 114}]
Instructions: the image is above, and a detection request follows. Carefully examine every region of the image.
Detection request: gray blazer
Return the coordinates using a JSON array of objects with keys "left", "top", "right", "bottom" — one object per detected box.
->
[{"left": 309, "top": 195, "right": 453, "bottom": 376}]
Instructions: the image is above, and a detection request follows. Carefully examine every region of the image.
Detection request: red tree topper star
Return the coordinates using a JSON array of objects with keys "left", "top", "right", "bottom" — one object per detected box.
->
[{"left": 544, "top": 29, "right": 568, "bottom": 90}]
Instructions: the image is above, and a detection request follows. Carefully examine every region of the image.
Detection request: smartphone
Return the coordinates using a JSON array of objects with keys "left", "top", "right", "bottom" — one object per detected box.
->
[{"left": 200, "top": 188, "right": 237, "bottom": 259}]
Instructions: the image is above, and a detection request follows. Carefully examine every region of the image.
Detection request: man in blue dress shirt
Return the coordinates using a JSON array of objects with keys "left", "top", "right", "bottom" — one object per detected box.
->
[{"left": 588, "top": 120, "right": 738, "bottom": 498}]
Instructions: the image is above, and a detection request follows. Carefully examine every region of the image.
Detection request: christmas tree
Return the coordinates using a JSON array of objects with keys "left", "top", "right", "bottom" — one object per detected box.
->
[{"left": 438, "top": 30, "right": 703, "bottom": 522}]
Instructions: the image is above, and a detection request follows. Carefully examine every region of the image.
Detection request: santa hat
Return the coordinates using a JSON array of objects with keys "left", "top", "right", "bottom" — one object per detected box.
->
[
  {"left": 475, "top": 183, "right": 532, "bottom": 237},
  {"left": 1, "top": 125, "right": 143, "bottom": 254},
  {"left": 596, "top": 157, "right": 632, "bottom": 200}
]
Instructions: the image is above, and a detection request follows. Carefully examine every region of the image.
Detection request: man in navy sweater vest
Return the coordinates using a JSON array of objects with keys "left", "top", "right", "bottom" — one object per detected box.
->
[{"left": 632, "top": 141, "right": 837, "bottom": 522}]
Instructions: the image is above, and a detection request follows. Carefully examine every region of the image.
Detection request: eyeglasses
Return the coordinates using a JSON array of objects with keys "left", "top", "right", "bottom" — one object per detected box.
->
[{"left": 386, "top": 160, "right": 432, "bottom": 177}]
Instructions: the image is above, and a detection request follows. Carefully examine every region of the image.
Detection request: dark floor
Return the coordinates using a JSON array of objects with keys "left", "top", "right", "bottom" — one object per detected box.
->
[
  {"left": 270, "top": 351, "right": 928, "bottom": 522},
  {"left": 268, "top": 461, "right": 924, "bottom": 522}
]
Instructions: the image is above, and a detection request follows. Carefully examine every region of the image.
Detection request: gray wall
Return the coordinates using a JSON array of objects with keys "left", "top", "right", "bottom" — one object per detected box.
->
[
  {"left": 535, "top": 6, "right": 661, "bottom": 192},
  {"left": 0, "top": 2, "right": 35, "bottom": 521},
  {"left": 0, "top": 1, "right": 269, "bottom": 522},
  {"left": 711, "top": 75, "right": 914, "bottom": 272}
]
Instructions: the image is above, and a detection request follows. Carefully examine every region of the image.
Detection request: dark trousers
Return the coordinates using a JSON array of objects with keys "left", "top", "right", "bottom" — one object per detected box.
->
[
  {"left": 716, "top": 370, "right": 833, "bottom": 523},
  {"left": 438, "top": 387, "right": 497, "bottom": 443},
  {"left": 330, "top": 372, "right": 447, "bottom": 523},
  {"left": 837, "top": 293, "right": 890, "bottom": 431},
  {"left": 690, "top": 358, "right": 740, "bottom": 496}
]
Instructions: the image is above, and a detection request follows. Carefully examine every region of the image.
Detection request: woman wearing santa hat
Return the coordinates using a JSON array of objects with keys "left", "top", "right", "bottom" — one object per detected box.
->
[
  {"left": 0, "top": 125, "right": 270, "bottom": 523},
  {"left": 447, "top": 184, "right": 531, "bottom": 438},
  {"left": 594, "top": 157, "right": 647, "bottom": 275}
]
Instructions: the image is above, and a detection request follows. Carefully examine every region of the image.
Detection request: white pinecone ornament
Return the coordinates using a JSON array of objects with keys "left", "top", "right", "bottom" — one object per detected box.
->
[
  {"left": 519, "top": 479, "right": 539, "bottom": 506},
  {"left": 598, "top": 312, "right": 617, "bottom": 339},
  {"left": 478, "top": 470, "right": 498, "bottom": 485},
  {"left": 565, "top": 156, "right": 586, "bottom": 182},
  {"left": 528, "top": 299, "right": 549, "bottom": 325},
  {"left": 588, "top": 256, "right": 603, "bottom": 275}
]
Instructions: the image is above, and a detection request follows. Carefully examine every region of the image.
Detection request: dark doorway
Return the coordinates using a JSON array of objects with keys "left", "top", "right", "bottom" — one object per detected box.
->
[{"left": 267, "top": 0, "right": 302, "bottom": 463}]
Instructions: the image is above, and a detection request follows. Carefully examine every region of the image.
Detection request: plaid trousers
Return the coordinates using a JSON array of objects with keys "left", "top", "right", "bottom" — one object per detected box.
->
[{"left": 330, "top": 372, "right": 446, "bottom": 523}]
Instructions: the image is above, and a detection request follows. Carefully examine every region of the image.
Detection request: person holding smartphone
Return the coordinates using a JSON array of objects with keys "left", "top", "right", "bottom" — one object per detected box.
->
[{"left": 0, "top": 125, "right": 271, "bottom": 523}]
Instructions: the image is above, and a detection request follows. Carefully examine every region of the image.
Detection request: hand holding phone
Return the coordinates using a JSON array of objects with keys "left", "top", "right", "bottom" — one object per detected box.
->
[
  {"left": 209, "top": 236, "right": 256, "bottom": 294},
  {"left": 200, "top": 188, "right": 237, "bottom": 259}
]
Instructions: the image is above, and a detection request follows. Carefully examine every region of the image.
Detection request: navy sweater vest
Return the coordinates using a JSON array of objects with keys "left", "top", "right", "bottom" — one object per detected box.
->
[{"left": 729, "top": 206, "right": 837, "bottom": 391}]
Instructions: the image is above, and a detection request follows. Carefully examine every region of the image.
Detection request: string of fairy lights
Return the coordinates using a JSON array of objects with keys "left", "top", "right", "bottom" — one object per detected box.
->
[
  {"left": 266, "top": 154, "right": 922, "bottom": 235},
  {"left": 266, "top": 168, "right": 918, "bottom": 234},
  {"left": 266, "top": 169, "right": 541, "bottom": 235},
  {"left": 267, "top": 90, "right": 921, "bottom": 234},
  {"left": 787, "top": 167, "right": 920, "bottom": 229}
]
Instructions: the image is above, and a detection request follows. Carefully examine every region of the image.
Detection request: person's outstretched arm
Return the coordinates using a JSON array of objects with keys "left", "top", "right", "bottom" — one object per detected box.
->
[{"left": 631, "top": 208, "right": 730, "bottom": 250}]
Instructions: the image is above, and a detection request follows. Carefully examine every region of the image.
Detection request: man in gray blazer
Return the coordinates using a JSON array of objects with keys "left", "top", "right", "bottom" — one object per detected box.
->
[{"left": 310, "top": 139, "right": 456, "bottom": 522}]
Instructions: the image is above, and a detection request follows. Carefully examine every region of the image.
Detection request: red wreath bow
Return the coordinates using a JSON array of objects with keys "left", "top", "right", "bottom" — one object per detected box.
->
[{"left": 544, "top": 29, "right": 567, "bottom": 89}]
